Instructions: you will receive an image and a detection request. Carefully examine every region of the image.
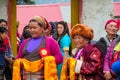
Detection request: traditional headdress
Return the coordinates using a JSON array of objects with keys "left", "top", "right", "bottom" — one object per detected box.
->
[
  {"left": 33, "top": 16, "right": 46, "bottom": 28},
  {"left": 71, "top": 24, "right": 94, "bottom": 40}
]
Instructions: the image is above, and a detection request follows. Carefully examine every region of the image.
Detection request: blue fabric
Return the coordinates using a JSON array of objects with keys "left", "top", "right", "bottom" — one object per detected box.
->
[
  {"left": 5, "top": 37, "right": 14, "bottom": 58},
  {"left": 57, "top": 34, "right": 71, "bottom": 80},
  {"left": 5, "top": 46, "right": 14, "bottom": 58},
  {"left": 0, "top": 52, "right": 5, "bottom": 67},
  {"left": 118, "top": 76, "right": 120, "bottom": 80},
  {"left": 112, "top": 60, "right": 120, "bottom": 80}
]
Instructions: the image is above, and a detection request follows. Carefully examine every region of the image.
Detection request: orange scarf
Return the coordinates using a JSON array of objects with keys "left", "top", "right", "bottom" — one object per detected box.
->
[
  {"left": 60, "top": 57, "right": 76, "bottom": 80},
  {"left": 12, "top": 56, "right": 58, "bottom": 80}
]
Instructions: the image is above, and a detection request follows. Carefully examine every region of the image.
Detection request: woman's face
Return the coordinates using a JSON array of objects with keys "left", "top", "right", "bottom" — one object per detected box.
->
[
  {"left": 0, "top": 32, "right": 8, "bottom": 40},
  {"left": 73, "top": 35, "right": 88, "bottom": 49},
  {"left": 29, "top": 22, "right": 44, "bottom": 38},
  {"left": 57, "top": 24, "right": 64, "bottom": 35},
  {"left": 105, "top": 22, "right": 118, "bottom": 36}
]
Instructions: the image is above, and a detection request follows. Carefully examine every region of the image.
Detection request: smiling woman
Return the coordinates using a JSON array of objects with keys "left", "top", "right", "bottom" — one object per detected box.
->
[
  {"left": 60, "top": 24, "right": 104, "bottom": 80},
  {"left": 13, "top": 16, "right": 63, "bottom": 80},
  {"left": 29, "top": 19, "right": 44, "bottom": 38}
]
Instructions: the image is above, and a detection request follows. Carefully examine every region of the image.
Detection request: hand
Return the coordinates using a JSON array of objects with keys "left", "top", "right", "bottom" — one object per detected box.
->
[
  {"left": 63, "top": 51, "right": 69, "bottom": 63},
  {"left": 103, "top": 71, "right": 112, "bottom": 80},
  {"left": 9, "top": 57, "right": 14, "bottom": 64},
  {"left": 5, "top": 56, "right": 14, "bottom": 64}
]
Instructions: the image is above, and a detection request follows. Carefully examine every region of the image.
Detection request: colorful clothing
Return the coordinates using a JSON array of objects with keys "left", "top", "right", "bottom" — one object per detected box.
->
[
  {"left": 0, "top": 40, "right": 6, "bottom": 80},
  {"left": 60, "top": 57, "right": 76, "bottom": 80},
  {"left": 61, "top": 44, "right": 104, "bottom": 80},
  {"left": 13, "top": 56, "right": 58, "bottom": 80},
  {"left": 16, "top": 36, "right": 63, "bottom": 64},
  {"left": 0, "top": 40, "right": 6, "bottom": 67},
  {"left": 4, "top": 37, "right": 13, "bottom": 80},
  {"left": 104, "top": 35, "right": 120, "bottom": 71},
  {"left": 58, "top": 34, "right": 71, "bottom": 56},
  {"left": 57, "top": 34, "right": 71, "bottom": 80},
  {"left": 17, "top": 32, "right": 21, "bottom": 52},
  {"left": 96, "top": 35, "right": 120, "bottom": 57},
  {"left": 114, "top": 41, "right": 120, "bottom": 51},
  {"left": 111, "top": 60, "right": 120, "bottom": 80},
  {"left": 16, "top": 36, "right": 63, "bottom": 80}
]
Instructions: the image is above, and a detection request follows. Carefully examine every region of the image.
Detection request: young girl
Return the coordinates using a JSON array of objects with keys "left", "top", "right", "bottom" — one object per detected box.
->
[{"left": 56, "top": 21, "right": 71, "bottom": 80}]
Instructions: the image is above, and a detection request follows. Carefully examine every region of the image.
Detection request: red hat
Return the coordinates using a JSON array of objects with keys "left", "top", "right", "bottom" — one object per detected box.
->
[{"left": 105, "top": 19, "right": 117, "bottom": 29}]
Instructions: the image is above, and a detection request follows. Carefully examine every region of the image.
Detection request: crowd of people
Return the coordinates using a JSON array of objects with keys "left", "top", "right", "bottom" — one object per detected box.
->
[{"left": 0, "top": 16, "right": 120, "bottom": 80}]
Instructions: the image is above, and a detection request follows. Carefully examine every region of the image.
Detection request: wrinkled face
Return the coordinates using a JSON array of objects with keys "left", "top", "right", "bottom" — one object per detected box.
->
[
  {"left": 105, "top": 22, "right": 118, "bottom": 36},
  {"left": 29, "top": 22, "right": 44, "bottom": 38},
  {"left": 57, "top": 24, "right": 64, "bottom": 35},
  {"left": 0, "top": 32, "right": 8, "bottom": 40},
  {"left": 73, "top": 35, "right": 88, "bottom": 49},
  {"left": 0, "top": 22, "right": 7, "bottom": 29}
]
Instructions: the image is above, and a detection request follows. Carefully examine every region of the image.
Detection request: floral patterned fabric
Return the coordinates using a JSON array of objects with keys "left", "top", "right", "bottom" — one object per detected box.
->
[{"left": 12, "top": 56, "right": 58, "bottom": 80}]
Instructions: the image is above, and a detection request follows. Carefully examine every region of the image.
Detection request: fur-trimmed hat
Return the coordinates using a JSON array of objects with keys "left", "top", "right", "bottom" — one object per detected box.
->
[{"left": 71, "top": 24, "right": 94, "bottom": 40}]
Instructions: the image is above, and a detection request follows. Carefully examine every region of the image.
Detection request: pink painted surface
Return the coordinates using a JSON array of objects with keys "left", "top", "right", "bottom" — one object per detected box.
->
[
  {"left": 17, "top": 4, "right": 63, "bottom": 34},
  {"left": 113, "top": 2, "right": 120, "bottom": 16}
]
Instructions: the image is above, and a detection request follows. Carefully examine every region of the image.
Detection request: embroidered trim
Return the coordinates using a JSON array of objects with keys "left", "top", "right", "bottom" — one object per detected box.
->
[{"left": 75, "top": 60, "right": 83, "bottom": 74}]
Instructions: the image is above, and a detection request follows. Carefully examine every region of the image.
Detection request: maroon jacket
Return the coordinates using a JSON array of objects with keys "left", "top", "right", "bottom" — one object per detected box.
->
[{"left": 76, "top": 44, "right": 104, "bottom": 80}]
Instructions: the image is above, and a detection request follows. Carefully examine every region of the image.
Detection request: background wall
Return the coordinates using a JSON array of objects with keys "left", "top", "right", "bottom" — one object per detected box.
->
[
  {"left": 0, "top": 0, "right": 7, "bottom": 20},
  {"left": 81, "top": 0, "right": 120, "bottom": 41},
  {"left": 17, "top": 3, "right": 71, "bottom": 34},
  {"left": 17, "top": 0, "right": 120, "bottom": 41}
]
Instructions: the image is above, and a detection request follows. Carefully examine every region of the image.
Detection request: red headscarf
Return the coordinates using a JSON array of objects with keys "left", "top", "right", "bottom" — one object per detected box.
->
[{"left": 105, "top": 19, "right": 117, "bottom": 29}]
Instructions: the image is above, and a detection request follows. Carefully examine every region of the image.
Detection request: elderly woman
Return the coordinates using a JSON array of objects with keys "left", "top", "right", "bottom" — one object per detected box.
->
[
  {"left": 102, "top": 20, "right": 120, "bottom": 80},
  {"left": 13, "top": 16, "right": 63, "bottom": 80},
  {"left": 61, "top": 24, "right": 104, "bottom": 80},
  {"left": 95, "top": 19, "right": 120, "bottom": 80},
  {"left": 96, "top": 19, "right": 120, "bottom": 58}
]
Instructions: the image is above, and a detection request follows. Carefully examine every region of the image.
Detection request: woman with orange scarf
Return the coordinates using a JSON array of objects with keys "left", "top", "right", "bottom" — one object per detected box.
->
[
  {"left": 61, "top": 24, "right": 104, "bottom": 80},
  {"left": 13, "top": 16, "right": 63, "bottom": 80}
]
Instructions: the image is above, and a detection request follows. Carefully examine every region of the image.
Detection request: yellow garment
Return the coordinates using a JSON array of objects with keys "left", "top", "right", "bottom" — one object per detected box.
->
[
  {"left": 114, "top": 42, "right": 120, "bottom": 51},
  {"left": 60, "top": 57, "right": 76, "bottom": 80},
  {"left": 12, "top": 56, "right": 58, "bottom": 80},
  {"left": 44, "top": 56, "right": 58, "bottom": 80}
]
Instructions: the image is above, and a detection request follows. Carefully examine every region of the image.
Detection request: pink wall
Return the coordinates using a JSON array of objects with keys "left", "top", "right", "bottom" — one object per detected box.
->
[
  {"left": 113, "top": 2, "right": 120, "bottom": 16},
  {"left": 17, "top": 4, "right": 68, "bottom": 34}
]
